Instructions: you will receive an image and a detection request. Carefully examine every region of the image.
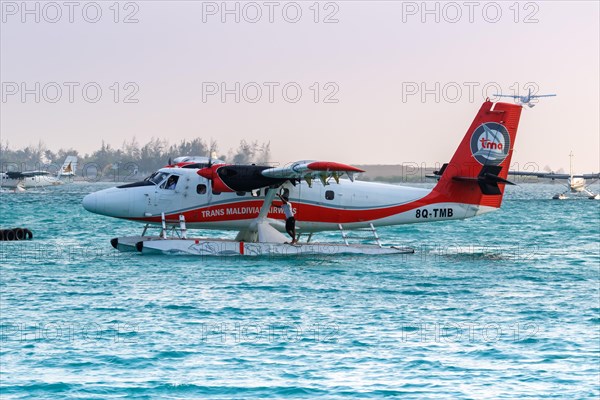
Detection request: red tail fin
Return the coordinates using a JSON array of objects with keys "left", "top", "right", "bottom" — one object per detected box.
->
[{"left": 433, "top": 101, "right": 522, "bottom": 208}]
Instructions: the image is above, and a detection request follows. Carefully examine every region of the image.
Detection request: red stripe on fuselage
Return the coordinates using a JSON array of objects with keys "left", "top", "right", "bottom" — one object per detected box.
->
[{"left": 127, "top": 189, "right": 466, "bottom": 225}]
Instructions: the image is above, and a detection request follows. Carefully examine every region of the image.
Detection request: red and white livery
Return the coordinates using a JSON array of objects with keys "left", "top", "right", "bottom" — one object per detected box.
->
[{"left": 83, "top": 101, "right": 523, "bottom": 256}]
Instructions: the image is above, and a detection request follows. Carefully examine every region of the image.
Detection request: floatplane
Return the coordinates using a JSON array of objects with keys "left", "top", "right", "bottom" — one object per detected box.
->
[
  {"left": 83, "top": 100, "right": 527, "bottom": 257},
  {"left": 1, "top": 156, "right": 78, "bottom": 191},
  {"left": 510, "top": 152, "right": 600, "bottom": 200},
  {"left": 493, "top": 88, "right": 556, "bottom": 108}
]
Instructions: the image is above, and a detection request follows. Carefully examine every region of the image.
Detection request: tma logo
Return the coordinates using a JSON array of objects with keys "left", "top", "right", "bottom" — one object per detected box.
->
[{"left": 470, "top": 122, "right": 510, "bottom": 165}]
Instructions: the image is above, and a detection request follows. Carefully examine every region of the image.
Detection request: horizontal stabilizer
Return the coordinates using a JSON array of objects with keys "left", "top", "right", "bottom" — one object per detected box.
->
[
  {"left": 426, "top": 163, "right": 449, "bottom": 180},
  {"left": 434, "top": 163, "right": 448, "bottom": 177},
  {"left": 453, "top": 166, "right": 515, "bottom": 195}
]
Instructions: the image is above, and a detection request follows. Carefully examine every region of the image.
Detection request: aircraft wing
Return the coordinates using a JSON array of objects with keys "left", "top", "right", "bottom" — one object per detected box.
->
[
  {"left": 198, "top": 161, "right": 365, "bottom": 192},
  {"left": 21, "top": 171, "right": 50, "bottom": 177},
  {"left": 509, "top": 171, "right": 570, "bottom": 179},
  {"left": 510, "top": 171, "right": 599, "bottom": 180},
  {"left": 5, "top": 171, "right": 25, "bottom": 179},
  {"left": 575, "top": 173, "right": 600, "bottom": 179},
  {"left": 261, "top": 161, "right": 365, "bottom": 185},
  {"left": 530, "top": 94, "right": 557, "bottom": 98},
  {"left": 3, "top": 171, "right": 48, "bottom": 179}
]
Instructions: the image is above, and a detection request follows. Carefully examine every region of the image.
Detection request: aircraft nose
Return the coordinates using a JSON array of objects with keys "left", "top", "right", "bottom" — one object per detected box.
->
[
  {"left": 82, "top": 192, "right": 98, "bottom": 213},
  {"left": 82, "top": 187, "right": 132, "bottom": 217}
]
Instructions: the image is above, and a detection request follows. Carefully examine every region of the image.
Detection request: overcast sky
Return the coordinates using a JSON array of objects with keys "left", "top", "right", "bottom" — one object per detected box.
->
[{"left": 1, "top": 1, "right": 598, "bottom": 172}]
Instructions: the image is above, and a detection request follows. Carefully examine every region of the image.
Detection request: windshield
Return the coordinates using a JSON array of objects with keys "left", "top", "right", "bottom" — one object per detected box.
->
[
  {"left": 160, "top": 175, "right": 180, "bottom": 190},
  {"left": 145, "top": 172, "right": 169, "bottom": 185}
]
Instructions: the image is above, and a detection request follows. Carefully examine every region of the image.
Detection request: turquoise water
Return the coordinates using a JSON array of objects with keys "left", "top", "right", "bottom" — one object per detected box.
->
[{"left": 1, "top": 183, "right": 599, "bottom": 399}]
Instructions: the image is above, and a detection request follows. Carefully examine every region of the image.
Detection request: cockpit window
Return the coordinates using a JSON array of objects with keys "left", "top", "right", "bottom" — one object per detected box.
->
[
  {"left": 145, "top": 172, "right": 169, "bottom": 185},
  {"left": 160, "top": 175, "right": 179, "bottom": 190}
]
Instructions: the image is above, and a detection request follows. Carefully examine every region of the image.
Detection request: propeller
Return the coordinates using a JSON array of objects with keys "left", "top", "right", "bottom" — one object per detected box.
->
[
  {"left": 207, "top": 140, "right": 218, "bottom": 168},
  {"left": 198, "top": 144, "right": 224, "bottom": 195},
  {"left": 202, "top": 147, "right": 215, "bottom": 194}
]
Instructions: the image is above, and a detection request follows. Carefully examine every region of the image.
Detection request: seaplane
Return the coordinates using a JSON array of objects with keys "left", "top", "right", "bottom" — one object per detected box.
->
[
  {"left": 83, "top": 100, "right": 526, "bottom": 257},
  {"left": 0, "top": 156, "right": 78, "bottom": 190},
  {"left": 510, "top": 152, "right": 600, "bottom": 200},
  {"left": 494, "top": 88, "right": 556, "bottom": 108}
]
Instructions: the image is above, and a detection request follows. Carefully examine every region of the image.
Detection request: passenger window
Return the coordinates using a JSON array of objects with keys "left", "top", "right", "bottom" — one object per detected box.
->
[
  {"left": 197, "top": 184, "right": 207, "bottom": 194},
  {"left": 161, "top": 175, "right": 179, "bottom": 190},
  {"left": 325, "top": 190, "right": 335, "bottom": 200},
  {"left": 236, "top": 191, "right": 246, "bottom": 196},
  {"left": 212, "top": 190, "right": 221, "bottom": 195},
  {"left": 251, "top": 189, "right": 261, "bottom": 197}
]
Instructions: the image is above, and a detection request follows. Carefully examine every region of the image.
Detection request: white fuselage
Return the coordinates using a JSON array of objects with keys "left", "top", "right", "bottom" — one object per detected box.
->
[
  {"left": 0, "top": 173, "right": 64, "bottom": 188},
  {"left": 83, "top": 167, "right": 492, "bottom": 233},
  {"left": 568, "top": 177, "right": 587, "bottom": 192}
]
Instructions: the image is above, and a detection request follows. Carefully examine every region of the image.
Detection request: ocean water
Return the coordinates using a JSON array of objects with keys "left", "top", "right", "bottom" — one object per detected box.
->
[{"left": 1, "top": 182, "right": 599, "bottom": 399}]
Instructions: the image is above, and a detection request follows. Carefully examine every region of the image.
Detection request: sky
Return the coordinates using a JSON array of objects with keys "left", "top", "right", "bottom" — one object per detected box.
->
[{"left": 1, "top": 1, "right": 599, "bottom": 172}]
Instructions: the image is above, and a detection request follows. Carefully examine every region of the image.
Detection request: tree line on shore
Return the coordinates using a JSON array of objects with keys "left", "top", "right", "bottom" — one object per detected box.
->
[{"left": 0, "top": 137, "right": 271, "bottom": 178}]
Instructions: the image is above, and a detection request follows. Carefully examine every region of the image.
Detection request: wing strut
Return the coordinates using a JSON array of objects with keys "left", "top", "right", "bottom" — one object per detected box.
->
[
  {"left": 257, "top": 187, "right": 278, "bottom": 220},
  {"left": 235, "top": 185, "right": 290, "bottom": 243}
]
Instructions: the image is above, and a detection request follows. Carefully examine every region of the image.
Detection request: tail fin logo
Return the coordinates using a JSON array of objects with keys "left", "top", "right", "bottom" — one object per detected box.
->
[{"left": 470, "top": 122, "right": 510, "bottom": 165}]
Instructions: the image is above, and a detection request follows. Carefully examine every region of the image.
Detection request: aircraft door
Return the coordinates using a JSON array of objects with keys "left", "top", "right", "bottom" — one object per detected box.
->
[{"left": 145, "top": 173, "right": 183, "bottom": 216}]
